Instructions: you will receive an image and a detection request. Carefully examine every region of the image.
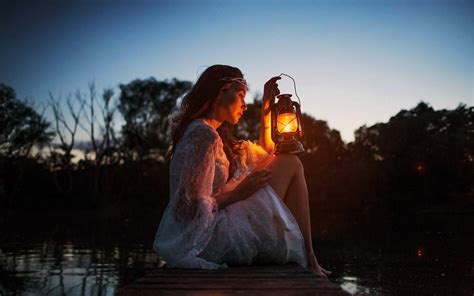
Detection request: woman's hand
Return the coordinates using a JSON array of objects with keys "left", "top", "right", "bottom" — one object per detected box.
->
[
  {"left": 214, "top": 168, "right": 272, "bottom": 209},
  {"left": 261, "top": 76, "right": 281, "bottom": 116},
  {"left": 235, "top": 169, "right": 272, "bottom": 200}
]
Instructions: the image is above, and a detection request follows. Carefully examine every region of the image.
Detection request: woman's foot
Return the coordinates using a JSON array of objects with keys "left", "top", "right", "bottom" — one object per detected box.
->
[{"left": 306, "top": 252, "right": 331, "bottom": 279}]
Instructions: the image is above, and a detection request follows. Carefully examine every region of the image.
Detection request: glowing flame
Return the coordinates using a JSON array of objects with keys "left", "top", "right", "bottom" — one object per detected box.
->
[{"left": 277, "top": 113, "right": 298, "bottom": 133}]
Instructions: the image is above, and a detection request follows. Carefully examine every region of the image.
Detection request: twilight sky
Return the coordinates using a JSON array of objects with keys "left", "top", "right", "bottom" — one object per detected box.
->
[{"left": 1, "top": 0, "right": 472, "bottom": 143}]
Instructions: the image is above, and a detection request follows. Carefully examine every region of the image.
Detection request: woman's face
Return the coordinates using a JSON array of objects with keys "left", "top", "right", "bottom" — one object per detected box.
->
[{"left": 215, "top": 82, "right": 248, "bottom": 125}]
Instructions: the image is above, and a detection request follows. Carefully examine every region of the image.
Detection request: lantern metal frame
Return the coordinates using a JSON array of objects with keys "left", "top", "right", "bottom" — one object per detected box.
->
[{"left": 270, "top": 93, "right": 305, "bottom": 154}]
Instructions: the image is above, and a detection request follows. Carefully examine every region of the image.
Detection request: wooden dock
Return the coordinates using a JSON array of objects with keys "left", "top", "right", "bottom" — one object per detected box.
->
[{"left": 118, "top": 262, "right": 350, "bottom": 295}]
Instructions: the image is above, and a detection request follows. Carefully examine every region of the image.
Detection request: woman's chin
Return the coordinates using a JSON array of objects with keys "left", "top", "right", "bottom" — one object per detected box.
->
[{"left": 224, "top": 118, "right": 239, "bottom": 125}]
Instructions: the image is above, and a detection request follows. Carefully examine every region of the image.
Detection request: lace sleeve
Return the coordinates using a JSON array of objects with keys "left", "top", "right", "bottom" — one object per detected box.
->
[
  {"left": 173, "top": 125, "right": 219, "bottom": 223},
  {"left": 153, "top": 122, "right": 228, "bottom": 269}
]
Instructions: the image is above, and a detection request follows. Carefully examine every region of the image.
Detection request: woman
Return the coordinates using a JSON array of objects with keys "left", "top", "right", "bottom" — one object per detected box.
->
[{"left": 153, "top": 64, "right": 329, "bottom": 278}]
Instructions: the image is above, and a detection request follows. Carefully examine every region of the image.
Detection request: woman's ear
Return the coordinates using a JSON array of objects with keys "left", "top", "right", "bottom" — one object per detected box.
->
[
  {"left": 220, "top": 82, "right": 233, "bottom": 93},
  {"left": 215, "top": 93, "right": 228, "bottom": 110},
  {"left": 217, "top": 89, "right": 229, "bottom": 105}
]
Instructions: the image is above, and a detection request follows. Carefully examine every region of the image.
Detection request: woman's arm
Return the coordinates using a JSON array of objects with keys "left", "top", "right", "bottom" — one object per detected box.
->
[
  {"left": 259, "top": 76, "right": 281, "bottom": 154},
  {"left": 213, "top": 169, "right": 272, "bottom": 209},
  {"left": 259, "top": 102, "right": 274, "bottom": 154},
  {"left": 213, "top": 188, "right": 242, "bottom": 209}
]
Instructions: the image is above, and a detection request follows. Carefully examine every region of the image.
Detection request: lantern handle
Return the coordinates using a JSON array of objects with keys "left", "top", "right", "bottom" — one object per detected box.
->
[{"left": 278, "top": 73, "right": 301, "bottom": 106}]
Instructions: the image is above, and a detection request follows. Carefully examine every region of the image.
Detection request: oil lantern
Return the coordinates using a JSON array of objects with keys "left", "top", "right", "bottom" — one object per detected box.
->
[{"left": 270, "top": 93, "right": 304, "bottom": 154}]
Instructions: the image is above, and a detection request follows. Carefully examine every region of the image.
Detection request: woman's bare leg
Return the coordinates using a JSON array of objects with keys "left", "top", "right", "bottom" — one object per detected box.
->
[
  {"left": 263, "top": 154, "right": 315, "bottom": 254},
  {"left": 282, "top": 164, "right": 314, "bottom": 255},
  {"left": 256, "top": 154, "right": 325, "bottom": 276}
]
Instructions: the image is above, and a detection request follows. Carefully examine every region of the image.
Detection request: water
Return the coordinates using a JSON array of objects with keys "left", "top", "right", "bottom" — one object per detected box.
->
[
  {"left": 1, "top": 209, "right": 473, "bottom": 295},
  {"left": 0, "top": 241, "right": 162, "bottom": 296}
]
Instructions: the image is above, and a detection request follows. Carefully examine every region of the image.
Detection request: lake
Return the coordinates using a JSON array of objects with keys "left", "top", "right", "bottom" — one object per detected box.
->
[{"left": 0, "top": 207, "right": 473, "bottom": 295}]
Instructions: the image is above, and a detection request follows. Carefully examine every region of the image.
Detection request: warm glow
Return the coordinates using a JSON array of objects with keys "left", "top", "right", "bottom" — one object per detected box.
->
[
  {"left": 277, "top": 113, "right": 298, "bottom": 133},
  {"left": 417, "top": 249, "right": 423, "bottom": 257},
  {"left": 260, "top": 108, "right": 275, "bottom": 153}
]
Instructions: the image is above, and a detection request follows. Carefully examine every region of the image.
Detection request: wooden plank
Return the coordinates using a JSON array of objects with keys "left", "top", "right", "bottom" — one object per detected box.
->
[
  {"left": 147, "top": 263, "right": 304, "bottom": 273},
  {"left": 124, "top": 284, "right": 339, "bottom": 291},
  {"left": 144, "top": 263, "right": 318, "bottom": 278},
  {"left": 118, "top": 290, "right": 349, "bottom": 296},
  {"left": 117, "top": 263, "right": 350, "bottom": 296},
  {"left": 143, "top": 272, "right": 317, "bottom": 278},
  {"left": 133, "top": 279, "right": 338, "bottom": 288}
]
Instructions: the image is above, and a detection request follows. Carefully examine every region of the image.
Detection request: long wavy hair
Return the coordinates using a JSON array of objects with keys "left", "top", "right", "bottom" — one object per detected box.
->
[{"left": 166, "top": 64, "right": 246, "bottom": 180}]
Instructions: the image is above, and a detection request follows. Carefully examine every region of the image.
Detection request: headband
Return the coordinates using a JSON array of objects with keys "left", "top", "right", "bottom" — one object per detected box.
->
[{"left": 218, "top": 77, "right": 247, "bottom": 87}]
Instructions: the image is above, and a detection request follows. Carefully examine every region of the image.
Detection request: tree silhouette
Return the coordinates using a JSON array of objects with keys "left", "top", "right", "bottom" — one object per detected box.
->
[
  {"left": 0, "top": 83, "right": 54, "bottom": 211},
  {"left": 0, "top": 79, "right": 471, "bottom": 223},
  {"left": 234, "top": 94, "right": 263, "bottom": 141},
  {"left": 117, "top": 78, "right": 192, "bottom": 161},
  {"left": 0, "top": 83, "right": 54, "bottom": 158},
  {"left": 350, "top": 101, "right": 473, "bottom": 206},
  {"left": 75, "top": 82, "right": 122, "bottom": 167},
  {"left": 47, "top": 90, "right": 86, "bottom": 170}
]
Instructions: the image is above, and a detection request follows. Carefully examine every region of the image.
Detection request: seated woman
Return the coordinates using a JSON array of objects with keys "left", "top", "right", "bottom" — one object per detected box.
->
[{"left": 153, "top": 64, "right": 329, "bottom": 278}]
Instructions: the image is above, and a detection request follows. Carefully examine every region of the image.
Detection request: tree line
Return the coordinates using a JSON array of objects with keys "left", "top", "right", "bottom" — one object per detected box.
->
[{"left": 0, "top": 79, "right": 472, "bottom": 221}]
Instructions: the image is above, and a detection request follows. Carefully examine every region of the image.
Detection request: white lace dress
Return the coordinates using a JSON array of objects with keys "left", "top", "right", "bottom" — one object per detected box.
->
[{"left": 153, "top": 118, "right": 308, "bottom": 269}]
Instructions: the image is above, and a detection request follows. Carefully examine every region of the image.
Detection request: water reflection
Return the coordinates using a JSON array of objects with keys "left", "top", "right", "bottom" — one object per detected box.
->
[
  {"left": 0, "top": 241, "right": 163, "bottom": 295},
  {"left": 0, "top": 210, "right": 473, "bottom": 295},
  {"left": 339, "top": 276, "right": 370, "bottom": 295}
]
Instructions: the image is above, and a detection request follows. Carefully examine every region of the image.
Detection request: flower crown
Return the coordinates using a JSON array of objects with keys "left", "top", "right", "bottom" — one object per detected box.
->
[{"left": 218, "top": 77, "right": 247, "bottom": 87}]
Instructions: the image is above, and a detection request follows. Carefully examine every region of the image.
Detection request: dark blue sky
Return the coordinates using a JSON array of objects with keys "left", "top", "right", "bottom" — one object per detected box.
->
[{"left": 1, "top": 0, "right": 473, "bottom": 142}]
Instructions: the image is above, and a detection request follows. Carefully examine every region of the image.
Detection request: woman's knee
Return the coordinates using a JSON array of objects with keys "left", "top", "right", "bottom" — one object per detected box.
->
[
  {"left": 273, "top": 154, "right": 303, "bottom": 172},
  {"left": 267, "top": 154, "right": 303, "bottom": 201}
]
